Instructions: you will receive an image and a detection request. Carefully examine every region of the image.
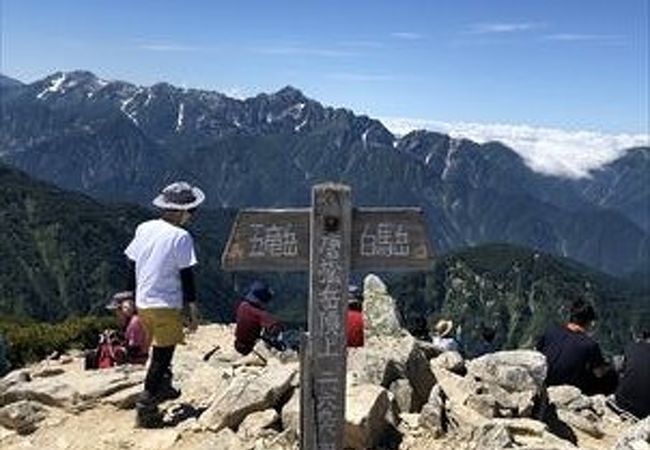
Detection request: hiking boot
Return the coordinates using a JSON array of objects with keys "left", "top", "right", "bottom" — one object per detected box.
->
[
  {"left": 135, "top": 407, "right": 164, "bottom": 429},
  {"left": 154, "top": 384, "right": 181, "bottom": 402},
  {"left": 135, "top": 392, "right": 164, "bottom": 428}
]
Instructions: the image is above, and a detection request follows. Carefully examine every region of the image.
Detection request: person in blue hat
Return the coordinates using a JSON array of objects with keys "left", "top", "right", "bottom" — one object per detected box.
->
[{"left": 234, "top": 281, "right": 283, "bottom": 355}]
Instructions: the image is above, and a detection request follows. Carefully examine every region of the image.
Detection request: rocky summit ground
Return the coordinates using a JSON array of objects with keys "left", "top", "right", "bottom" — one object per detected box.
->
[{"left": 0, "top": 275, "right": 648, "bottom": 450}]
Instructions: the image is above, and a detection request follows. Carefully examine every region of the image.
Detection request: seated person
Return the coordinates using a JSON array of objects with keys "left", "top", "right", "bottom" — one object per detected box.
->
[
  {"left": 111, "top": 291, "right": 149, "bottom": 365},
  {"left": 347, "top": 285, "right": 364, "bottom": 347},
  {"left": 234, "top": 281, "right": 283, "bottom": 355},
  {"left": 85, "top": 292, "right": 149, "bottom": 369},
  {"left": 431, "top": 319, "right": 461, "bottom": 353},
  {"left": 614, "top": 329, "right": 650, "bottom": 419},
  {"left": 536, "top": 298, "right": 614, "bottom": 395}
]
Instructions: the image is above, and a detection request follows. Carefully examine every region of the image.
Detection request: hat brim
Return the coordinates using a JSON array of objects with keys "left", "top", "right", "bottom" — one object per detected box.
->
[{"left": 152, "top": 187, "right": 205, "bottom": 210}]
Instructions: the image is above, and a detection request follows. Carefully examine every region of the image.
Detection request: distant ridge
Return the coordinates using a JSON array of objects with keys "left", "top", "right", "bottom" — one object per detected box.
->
[{"left": 0, "top": 70, "right": 648, "bottom": 275}]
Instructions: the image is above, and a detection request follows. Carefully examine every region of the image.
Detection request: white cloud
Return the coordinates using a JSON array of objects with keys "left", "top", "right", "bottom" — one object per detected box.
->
[
  {"left": 542, "top": 33, "right": 625, "bottom": 43},
  {"left": 380, "top": 117, "right": 650, "bottom": 178},
  {"left": 391, "top": 32, "right": 424, "bottom": 40},
  {"left": 466, "top": 22, "right": 542, "bottom": 34}
]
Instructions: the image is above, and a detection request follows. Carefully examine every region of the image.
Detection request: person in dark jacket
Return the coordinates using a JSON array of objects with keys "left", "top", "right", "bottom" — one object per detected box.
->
[
  {"left": 234, "top": 281, "right": 283, "bottom": 355},
  {"left": 536, "top": 298, "right": 614, "bottom": 395},
  {"left": 614, "top": 329, "right": 650, "bottom": 419}
]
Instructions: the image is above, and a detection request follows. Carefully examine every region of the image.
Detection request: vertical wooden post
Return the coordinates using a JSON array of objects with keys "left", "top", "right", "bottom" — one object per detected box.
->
[
  {"left": 300, "top": 331, "right": 313, "bottom": 449},
  {"left": 303, "top": 183, "right": 351, "bottom": 450}
]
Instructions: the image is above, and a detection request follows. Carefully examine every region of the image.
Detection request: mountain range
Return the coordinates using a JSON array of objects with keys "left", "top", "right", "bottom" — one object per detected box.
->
[{"left": 0, "top": 70, "right": 648, "bottom": 276}]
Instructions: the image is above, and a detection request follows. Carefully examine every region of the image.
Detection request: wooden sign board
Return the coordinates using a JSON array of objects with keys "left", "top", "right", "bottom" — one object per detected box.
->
[
  {"left": 221, "top": 208, "right": 310, "bottom": 271},
  {"left": 222, "top": 207, "right": 433, "bottom": 272}
]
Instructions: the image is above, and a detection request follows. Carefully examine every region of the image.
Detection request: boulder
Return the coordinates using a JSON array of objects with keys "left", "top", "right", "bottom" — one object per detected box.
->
[
  {"left": 0, "top": 400, "right": 47, "bottom": 434},
  {"left": 197, "top": 428, "right": 245, "bottom": 450},
  {"left": 467, "top": 351, "right": 547, "bottom": 392},
  {"left": 0, "top": 366, "right": 145, "bottom": 410},
  {"left": 345, "top": 383, "right": 392, "bottom": 450},
  {"left": 431, "top": 351, "right": 465, "bottom": 375},
  {"left": 389, "top": 379, "right": 413, "bottom": 414},
  {"left": 281, "top": 388, "right": 300, "bottom": 438},
  {"left": 199, "top": 362, "right": 296, "bottom": 431},
  {"left": 363, "top": 274, "right": 405, "bottom": 338},
  {"left": 238, "top": 408, "right": 279, "bottom": 440},
  {"left": 419, "top": 384, "right": 445, "bottom": 437},
  {"left": 613, "top": 417, "right": 650, "bottom": 450},
  {"left": 548, "top": 386, "right": 582, "bottom": 408},
  {"left": 348, "top": 334, "right": 434, "bottom": 411}
]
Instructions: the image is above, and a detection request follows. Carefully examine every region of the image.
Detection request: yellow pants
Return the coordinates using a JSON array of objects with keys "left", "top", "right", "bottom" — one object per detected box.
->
[{"left": 139, "top": 308, "right": 184, "bottom": 347}]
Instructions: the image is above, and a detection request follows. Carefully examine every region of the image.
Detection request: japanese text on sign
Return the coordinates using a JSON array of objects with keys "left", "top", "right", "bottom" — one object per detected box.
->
[
  {"left": 248, "top": 224, "right": 299, "bottom": 257},
  {"left": 316, "top": 235, "right": 344, "bottom": 357},
  {"left": 360, "top": 223, "right": 410, "bottom": 257}
]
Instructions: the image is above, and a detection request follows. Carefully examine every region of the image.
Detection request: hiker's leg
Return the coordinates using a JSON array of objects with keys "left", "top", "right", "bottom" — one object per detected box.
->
[{"left": 144, "top": 345, "right": 175, "bottom": 395}]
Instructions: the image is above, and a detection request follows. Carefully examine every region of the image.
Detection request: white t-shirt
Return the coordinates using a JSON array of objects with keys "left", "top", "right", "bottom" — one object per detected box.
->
[{"left": 124, "top": 219, "right": 197, "bottom": 310}]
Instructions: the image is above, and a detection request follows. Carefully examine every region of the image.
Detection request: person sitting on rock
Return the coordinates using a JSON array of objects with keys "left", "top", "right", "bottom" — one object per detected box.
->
[
  {"left": 347, "top": 285, "right": 364, "bottom": 347},
  {"left": 430, "top": 319, "right": 461, "bottom": 353},
  {"left": 474, "top": 323, "right": 498, "bottom": 358},
  {"left": 536, "top": 298, "right": 615, "bottom": 395},
  {"left": 234, "top": 281, "right": 284, "bottom": 355},
  {"left": 107, "top": 291, "right": 149, "bottom": 365},
  {"left": 613, "top": 328, "right": 650, "bottom": 419}
]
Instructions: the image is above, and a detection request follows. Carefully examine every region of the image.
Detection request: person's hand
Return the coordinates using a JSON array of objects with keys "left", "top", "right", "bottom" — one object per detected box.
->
[{"left": 187, "top": 303, "right": 199, "bottom": 333}]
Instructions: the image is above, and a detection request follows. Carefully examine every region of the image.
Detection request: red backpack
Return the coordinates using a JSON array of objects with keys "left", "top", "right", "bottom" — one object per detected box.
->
[{"left": 96, "top": 329, "right": 127, "bottom": 369}]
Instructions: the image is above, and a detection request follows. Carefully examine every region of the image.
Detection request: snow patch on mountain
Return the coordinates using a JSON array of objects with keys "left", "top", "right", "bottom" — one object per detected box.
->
[
  {"left": 381, "top": 117, "right": 650, "bottom": 178},
  {"left": 36, "top": 73, "right": 67, "bottom": 99}
]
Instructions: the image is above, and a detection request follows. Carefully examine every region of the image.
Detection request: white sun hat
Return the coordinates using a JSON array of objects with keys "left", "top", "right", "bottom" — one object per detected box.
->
[{"left": 152, "top": 181, "right": 205, "bottom": 210}]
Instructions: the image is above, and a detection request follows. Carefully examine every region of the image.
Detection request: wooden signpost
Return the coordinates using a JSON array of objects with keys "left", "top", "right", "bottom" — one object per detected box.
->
[{"left": 222, "top": 183, "right": 433, "bottom": 450}]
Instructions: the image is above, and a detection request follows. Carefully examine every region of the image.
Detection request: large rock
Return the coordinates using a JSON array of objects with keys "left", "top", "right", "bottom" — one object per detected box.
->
[
  {"left": 614, "top": 417, "right": 650, "bottom": 450},
  {"left": 363, "top": 274, "right": 405, "bottom": 338},
  {"left": 281, "top": 388, "right": 300, "bottom": 439},
  {"left": 238, "top": 408, "right": 279, "bottom": 440},
  {"left": 431, "top": 351, "right": 465, "bottom": 375},
  {"left": 0, "top": 400, "right": 47, "bottom": 434},
  {"left": 389, "top": 379, "right": 414, "bottom": 414},
  {"left": 345, "top": 383, "right": 392, "bottom": 450},
  {"left": 199, "top": 362, "right": 297, "bottom": 431},
  {"left": 466, "top": 351, "right": 547, "bottom": 392},
  {"left": 348, "top": 334, "right": 434, "bottom": 411},
  {"left": 419, "top": 384, "right": 445, "bottom": 437},
  {"left": 0, "top": 366, "right": 145, "bottom": 410}
]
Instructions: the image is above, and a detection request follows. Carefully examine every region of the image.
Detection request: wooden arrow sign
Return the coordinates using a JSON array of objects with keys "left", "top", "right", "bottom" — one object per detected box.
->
[{"left": 222, "top": 207, "right": 433, "bottom": 272}]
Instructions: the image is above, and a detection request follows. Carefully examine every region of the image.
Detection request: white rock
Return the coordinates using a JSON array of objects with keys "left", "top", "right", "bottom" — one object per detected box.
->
[{"left": 345, "top": 383, "right": 392, "bottom": 450}]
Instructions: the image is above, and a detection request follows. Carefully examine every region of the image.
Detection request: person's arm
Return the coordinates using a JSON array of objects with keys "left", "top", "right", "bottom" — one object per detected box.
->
[
  {"left": 589, "top": 343, "right": 610, "bottom": 378},
  {"left": 181, "top": 267, "right": 199, "bottom": 332},
  {"left": 126, "top": 259, "right": 136, "bottom": 293}
]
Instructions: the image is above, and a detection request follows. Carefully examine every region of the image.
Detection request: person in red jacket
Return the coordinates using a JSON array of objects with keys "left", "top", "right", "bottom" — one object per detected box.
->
[
  {"left": 347, "top": 285, "right": 364, "bottom": 347},
  {"left": 234, "top": 281, "right": 283, "bottom": 355}
]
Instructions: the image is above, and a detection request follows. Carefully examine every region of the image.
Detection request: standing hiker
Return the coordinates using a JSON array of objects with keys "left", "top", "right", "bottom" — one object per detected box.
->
[{"left": 125, "top": 181, "right": 203, "bottom": 428}]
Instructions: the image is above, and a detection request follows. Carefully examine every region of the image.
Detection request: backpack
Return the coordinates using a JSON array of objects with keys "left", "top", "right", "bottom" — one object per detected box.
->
[{"left": 87, "top": 329, "right": 127, "bottom": 369}]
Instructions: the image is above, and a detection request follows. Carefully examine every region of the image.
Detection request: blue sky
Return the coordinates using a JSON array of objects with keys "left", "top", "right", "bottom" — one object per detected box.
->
[{"left": 1, "top": 0, "right": 648, "bottom": 138}]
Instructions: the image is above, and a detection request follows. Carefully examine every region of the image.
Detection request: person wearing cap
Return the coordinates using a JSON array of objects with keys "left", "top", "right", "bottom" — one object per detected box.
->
[
  {"left": 430, "top": 319, "right": 461, "bottom": 353},
  {"left": 347, "top": 285, "right": 364, "bottom": 348},
  {"left": 107, "top": 291, "right": 148, "bottom": 365},
  {"left": 124, "top": 181, "right": 204, "bottom": 428},
  {"left": 234, "top": 281, "right": 283, "bottom": 355}
]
